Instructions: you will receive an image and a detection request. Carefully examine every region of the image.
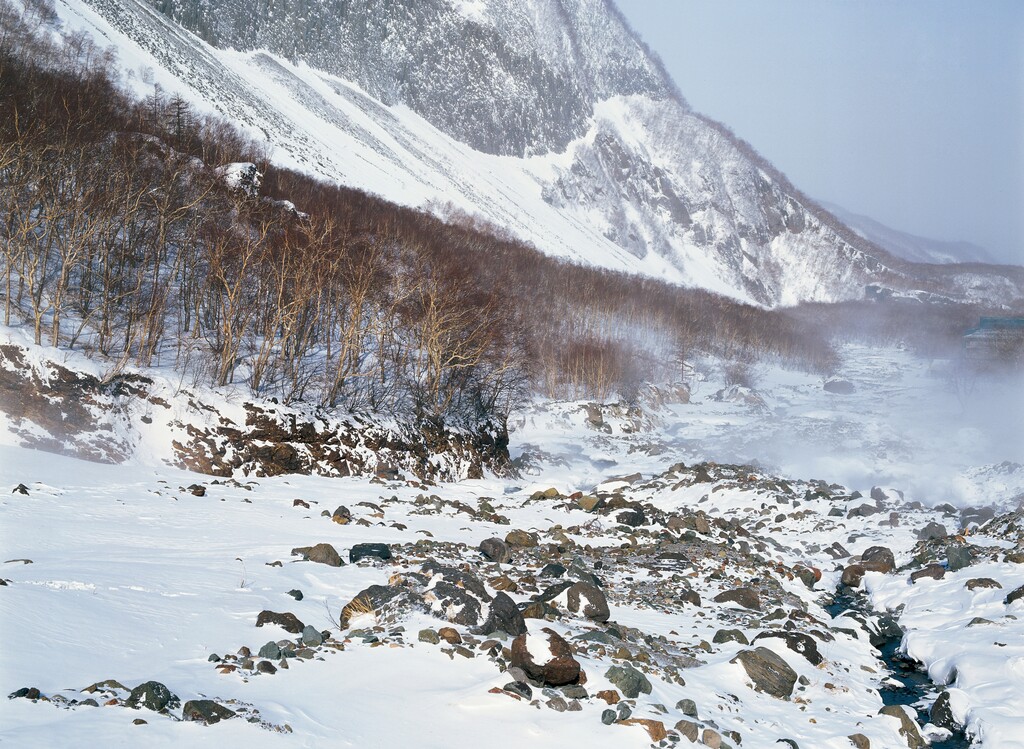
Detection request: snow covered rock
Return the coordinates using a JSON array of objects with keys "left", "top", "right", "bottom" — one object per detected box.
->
[
  {"left": 731, "top": 647, "right": 797, "bottom": 699},
  {"left": 878, "top": 705, "right": 925, "bottom": 748},
  {"left": 510, "top": 628, "right": 581, "bottom": 687},
  {"left": 181, "top": 699, "right": 236, "bottom": 725}
]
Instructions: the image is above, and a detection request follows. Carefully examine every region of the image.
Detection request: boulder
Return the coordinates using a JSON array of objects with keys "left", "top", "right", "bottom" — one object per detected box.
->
[
  {"left": 181, "top": 699, "right": 236, "bottom": 725},
  {"left": 301, "top": 624, "right": 323, "bottom": 647},
  {"left": 604, "top": 664, "right": 652, "bottom": 699},
  {"left": 331, "top": 505, "right": 352, "bottom": 524},
  {"left": 292, "top": 543, "right": 343, "bottom": 567},
  {"left": 125, "top": 681, "right": 179, "bottom": 712},
  {"left": 731, "top": 647, "right": 797, "bottom": 699},
  {"left": 479, "top": 537, "right": 511, "bottom": 564},
  {"left": 1004, "top": 583, "right": 1024, "bottom": 605},
  {"left": 917, "top": 522, "right": 947, "bottom": 541},
  {"left": 340, "top": 584, "right": 411, "bottom": 628},
  {"left": 615, "top": 508, "right": 645, "bottom": 527},
  {"left": 713, "top": 629, "right": 749, "bottom": 646},
  {"left": 478, "top": 591, "right": 527, "bottom": 637},
  {"left": 349, "top": 543, "right": 391, "bottom": 564},
  {"left": 823, "top": 378, "right": 855, "bottom": 394},
  {"left": 861, "top": 546, "right": 895, "bottom": 573},
  {"left": 930, "top": 690, "right": 959, "bottom": 733},
  {"left": 909, "top": 564, "right": 946, "bottom": 583},
  {"left": 510, "top": 628, "right": 581, "bottom": 686},
  {"left": 754, "top": 631, "right": 823, "bottom": 666},
  {"left": 713, "top": 587, "right": 761, "bottom": 611},
  {"left": 256, "top": 610, "right": 305, "bottom": 634},
  {"left": 505, "top": 529, "right": 539, "bottom": 548},
  {"left": 620, "top": 718, "right": 667, "bottom": 742},
  {"left": 946, "top": 544, "right": 975, "bottom": 572},
  {"left": 878, "top": 705, "right": 925, "bottom": 748},
  {"left": 965, "top": 577, "right": 1001, "bottom": 591},
  {"left": 420, "top": 563, "right": 491, "bottom": 626}
]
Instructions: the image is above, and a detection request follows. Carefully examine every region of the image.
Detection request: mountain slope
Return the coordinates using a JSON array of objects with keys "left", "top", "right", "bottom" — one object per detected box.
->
[
  {"left": 47, "top": 0, "right": 1021, "bottom": 307},
  {"left": 821, "top": 201, "right": 996, "bottom": 265}
]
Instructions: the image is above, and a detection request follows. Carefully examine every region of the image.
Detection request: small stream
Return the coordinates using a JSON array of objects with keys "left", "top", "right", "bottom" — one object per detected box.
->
[{"left": 827, "top": 591, "right": 972, "bottom": 749}]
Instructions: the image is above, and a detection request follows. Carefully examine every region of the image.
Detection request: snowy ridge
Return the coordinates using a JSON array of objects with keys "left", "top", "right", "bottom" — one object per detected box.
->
[{"left": 44, "top": 0, "right": 1024, "bottom": 307}]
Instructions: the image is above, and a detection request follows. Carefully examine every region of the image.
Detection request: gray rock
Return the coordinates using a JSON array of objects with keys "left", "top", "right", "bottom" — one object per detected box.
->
[
  {"left": 539, "top": 563, "right": 566, "bottom": 578},
  {"left": 418, "top": 628, "right": 440, "bottom": 644},
  {"left": 713, "top": 628, "right": 749, "bottom": 646},
  {"left": 615, "top": 508, "right": 645, "bottom": 527},
  {"left": 301, "top": 625, "right": 323, "bottom": 647},
  {"left": 181, "top": 699, "right": 236, "bottom": 725},
  {"left": 258, "top": 641, "right": 281, "bottom": 659},
  {"left": 731, "top": 647, "right": 797, "bottom": 699},
  {"left": 286, "top": 589, "right": 303, "bottom": 601},
  {"left": 341, "top": 584, "right": 413, "bottom": 628},
  {"left": 754, "top": 631, "right": 823, "bottom": 666},
  {"left": 349, "top": 543, "right": 391, "bottom": 563},
  {"left": 946, "top": 544, "right": 975, "bottom": 572},
  {"left": 930, "top": 690, "right": 959, "bottom": 733},
  {"left": 503, "top": 681, "right": 532, "bottom": 699},
  {"left": 615, "top": 701, "right": 632, "bottom": 720},
  {"left": 676, "top": 698, "right": 698, "bottom": 717},
  {"left": 601, "top": 708, "right": 617, "bottom": 725},
  {"left": 478, "top": 591, "right": 528, "bottom": 636},
  {"left": 479, "top": 537, "right": 511, "bottom": 564},
  {"left": 605, "top": 663, "right": 652, "bottom": 699},
  {"left": 546, "top": 696, "right": 569, "bottom": 711},
  {"left": 917, "top": 522, "right": 947, "bottom": 541},
  {"left": 1006, "top": 583, "right": 1024, "bottom": 605},
  {"left": 823, "top": 379, "right": 855, "bottom": 394},
  {"left": 125, "top": 681, "right": 179, "bottom": 712}
]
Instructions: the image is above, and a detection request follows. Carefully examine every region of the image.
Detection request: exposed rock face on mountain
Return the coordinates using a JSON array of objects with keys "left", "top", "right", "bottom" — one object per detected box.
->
[
  {"left": 152, "top": 0, "right": 675, "bottom": 158},
  {"left": 55, "top": 0, "right": 1021, "bottom": 306}
]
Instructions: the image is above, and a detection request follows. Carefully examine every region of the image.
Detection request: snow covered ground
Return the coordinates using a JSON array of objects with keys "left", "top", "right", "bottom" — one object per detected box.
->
[{"left": 2, "top": 342, "right": 1023, "bottom": 748}]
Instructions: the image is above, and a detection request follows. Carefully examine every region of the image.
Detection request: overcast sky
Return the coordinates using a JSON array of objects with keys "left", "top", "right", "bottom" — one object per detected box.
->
[{"left": 614, "top": 0, "right": 1023, "bottom": 264}]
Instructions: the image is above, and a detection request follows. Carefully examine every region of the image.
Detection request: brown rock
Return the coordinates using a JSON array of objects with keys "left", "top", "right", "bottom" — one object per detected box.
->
[
  {"left": 713, "top": 587, "right": 761, "bottom": 611},
  {"left": 674, "top": 719, "right": 699, "bottom": 742},
  {"left": 849, "top": 734, "right": 870, "bottom": 749},
  {"left": 965, "top": 577, "right": 1002, "bottom": 591},
  {"left": 621, "top": 718, "right": 667, "bottom": 742},
  {"left": 438, "top": 627, "right": 462, "bottom": 644},
  {"left": 291, "top": 543, "right": 343, "bottom": 567},
  {"left": 255, "top": 610, "right": 305, "bottom": 634},
  {"left": 505, "top": 529, "right": 539, "bottom": 548},
  {"left": 879, "top": 705, "right": 925, "bottom": 748},
  {"left": 510, "top": 627, "right": 580, "bottom": 686},
  {"left": 909, "top": 564, "right": 946, "bottom": 583},
  {"left": 596, "top": 689, "right": 620, "bottom": 705}
]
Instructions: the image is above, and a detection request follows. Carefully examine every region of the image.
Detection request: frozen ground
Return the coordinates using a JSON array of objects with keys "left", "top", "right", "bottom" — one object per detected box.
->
[{"left": 2, "top": 343, "right": 1023, "bottom": 748}]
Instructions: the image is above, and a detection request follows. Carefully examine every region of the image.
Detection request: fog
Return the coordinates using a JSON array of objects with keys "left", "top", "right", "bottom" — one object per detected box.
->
[{"left": 672, "top": 347, "right": 1024, "bottom": 511}]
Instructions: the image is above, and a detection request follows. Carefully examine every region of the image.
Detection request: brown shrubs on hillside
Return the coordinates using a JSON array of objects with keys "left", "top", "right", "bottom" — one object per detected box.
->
[{"left": 0, "top": 2, "right": 839, "bottom": 429}]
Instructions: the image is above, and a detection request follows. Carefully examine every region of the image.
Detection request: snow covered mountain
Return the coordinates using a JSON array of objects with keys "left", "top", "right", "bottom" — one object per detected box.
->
[
  {"left": 48, "top": 0, "right": 1019, "bottom": 306},
  {"left": 821, "top": 202, "right": 997, "bottom": 266}
]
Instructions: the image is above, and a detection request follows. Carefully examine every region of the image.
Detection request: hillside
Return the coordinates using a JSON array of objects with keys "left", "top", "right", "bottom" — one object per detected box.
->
[
  {"left": 41, "top": 0, "right": 1021, "bottom": 307},
  {"left": 821, "top": 202, "right": 996, "bottom": 266}
]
